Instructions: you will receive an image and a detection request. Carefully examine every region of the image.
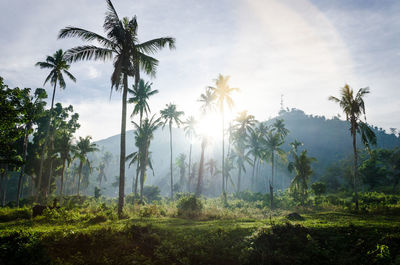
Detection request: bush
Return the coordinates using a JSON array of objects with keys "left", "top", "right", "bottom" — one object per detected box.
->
[
  {"left": 176, "top": 194, "right": 203, "bottom": 218},
  {"left": 311, "top": 182, "right": 326, "bottom": 197},
  {"left": 0, "top": 207, "right": 31, "bottom": 222}
]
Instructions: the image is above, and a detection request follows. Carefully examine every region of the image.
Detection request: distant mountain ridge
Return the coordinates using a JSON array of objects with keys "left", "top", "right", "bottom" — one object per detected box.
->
[{"left": 91, "top": 108, "right": 400, "bottom": 196}]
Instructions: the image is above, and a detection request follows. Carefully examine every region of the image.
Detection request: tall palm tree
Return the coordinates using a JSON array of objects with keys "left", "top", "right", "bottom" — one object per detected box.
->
[
  {"left": 329, "top": 84, "right": 376, "bottom": 210},
  {"left": 232, "top": 111, "right": 256, "bottom": 192},
  {"left": 128, "top": 79, "right": 159, "bottom": 126},
  {"left": 35, "top": 49, "right": 76, "bottom": 201},
  {"left": 288, "top": 149, "right": 316, "bottom": 206},
  {"left": 132, "top": 115, "right": 161, "bottom": 200},
  {"left": 58, "top": 0, "right": 175, "bottom": 217},
  {"left": 75, "top": 136, "right": 99, "bottom": 195},
  {"left": 209, "top": 74, "right": 238, "bottom": 194},
  {"left": 195, "top": 88, "right": 216, "bottom": 196},
  {"left": 272, "top": 118, "right": 289, "bottom": 190},
  {"left": 127, "top": 78, "right": 158, "bottom": 196},
  {"left": 57, "top": 130, "right": 75, "bottom": 198},
  {"left": 175, "top": 153, "right": 187, "bottom": 191},
  {"left": 160, "top": 103, "right": 184, "bottom": 198},
  {"left": 264, "top": 130, "right": 285, "bottom": 209},
  {"left": 16, "top": 88, "right": 47, "bottom": 207},
  {"left": 184, "top": 116, "right": 196, "bottom": 192}
]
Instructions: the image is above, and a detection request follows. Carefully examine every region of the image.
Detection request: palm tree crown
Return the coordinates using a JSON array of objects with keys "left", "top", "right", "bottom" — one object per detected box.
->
[{"left": 128, "top": 79, "right": 158, "bottom": 122}]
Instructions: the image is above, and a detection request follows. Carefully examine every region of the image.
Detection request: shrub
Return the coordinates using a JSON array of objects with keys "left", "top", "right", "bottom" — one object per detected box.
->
[
  {"left": 311, "top": 182, "right": 327, "bottom": 197},
  {"left": 176, "top": 194, "right": 203, "bottom": 218},
  {"left": 0, "top": 207, "right": 31, "bottom": 222}
]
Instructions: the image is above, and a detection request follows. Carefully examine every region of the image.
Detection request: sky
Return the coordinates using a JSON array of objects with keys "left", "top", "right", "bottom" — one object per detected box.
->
[{"left": 0, "top": 0, "right": 399, "bottom": 141}]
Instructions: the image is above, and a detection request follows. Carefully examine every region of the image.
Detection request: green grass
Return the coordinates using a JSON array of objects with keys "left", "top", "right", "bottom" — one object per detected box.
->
[{"left": 1, "top": 193, "right": 400, "bottom": 264}]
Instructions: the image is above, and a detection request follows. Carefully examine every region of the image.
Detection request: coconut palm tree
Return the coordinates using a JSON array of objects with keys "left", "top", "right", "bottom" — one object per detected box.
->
[
  {"left": 329, "top": 84, "right": 376, "bottom": 210},
  {"left": 272, "top": 119, "right": 289, "bottom": 190},
  {"left": 57, "top": 130, "right": 75, "bottom": 198},
  {"left": 59, "top": 0, "right": 175, "bottom": 217},
  {"left": 264, "top": 130, "right": 285, "bottom": 209},
  {"left": 35, "top": 49, "right": 76, "bottom": 201},
  {"left": 127, "top": 78, "right": 157, "bottom": 195},
  {"left": 175, "top": 153, "right": 187, "bottom": 191},
  {"left": 16, "top": 88, "right": 47, "bottom": 207},
  {"left": 209, "top": 74, "right": 238, "bottom": 194},
  {"left": 184, "top": 116, "right": 196, "bottom": 192},
  {"left": 75, "top": 136, "right": 99, "bottom": 196},
  {"left": 132, "top": 115, "right": 161, "bottom": 200},
  {"left": 160, "top": 103, "right": 184, "bottom": 198},
  {"left": 128, "top": 79, "right": 158, "bottom": 126},
  {"left": 288, "top": 149, "right": 316, "bottom": 206},
  {"left": 232, "top": 111, "right": 256, "bottom": 192}
]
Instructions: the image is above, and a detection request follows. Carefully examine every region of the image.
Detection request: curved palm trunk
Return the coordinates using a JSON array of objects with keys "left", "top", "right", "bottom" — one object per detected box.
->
[
  {"left": 187, "top": 142, "right": 192, "bottom": 192},
  {"left": 17, "top": 129, "right": 29, "bottom": 207},
  {"left": 352, "top": 124, "right": 359, "bottom": 211},
  {"left": 270, "top": 151, "right": 275, "bottom": 209},
  {"left": 169, "top": 122, "right": 173, "bottom": 199},
  {"left": 118, "top": 73, "right": 128, "bottom": 218},
  {"left": 37, "top": 80, "right": 57, "bottom": 203},
  {"left": 196, "top": 139, "right": 206, "bottom": 196}
]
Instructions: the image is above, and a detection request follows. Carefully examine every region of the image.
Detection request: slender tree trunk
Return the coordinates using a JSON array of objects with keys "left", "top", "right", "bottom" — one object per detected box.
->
[
  {"left": 352, "top": 126, "right": 359, "bottom": 211},
  {"left": 169, "top": 123, "right": 173, "bottom": 199},
  {"left": 17, "top": 130, "right": 29, "bottom": 207},
  {"left": 60, "top": 160, "right": 66, "bottom": 197},
  {"left": 47, "top": 155, "right": 54, "bottom": 198},
  {"left": 118, "top": 73, "right": 128, "bottom": 218},
  {"left": 222, "top": 110, "right": 225, "bottom": 194},
  {"left": 270, "top": 151, "right": 275, "bottom": 209},
  {"left": 0, "top": 169, "right": 5, "bottom": 206},
  {"left": 134, "top": 112, "right": 143, "bottom": 194},
  {"left": 196, "top": 139, "right": 206, "bottom": 196},
  {"left": 187, "top": 142, "right": 192, "bottom": 192},
  {"left": 77, "top": 162, "right": 83, "bottom": 196},
  {"left": 237, "top": 163, "right": 242, "bottom": 193},
  {"left": 139, "top": 148, "right": 149, "bottom": 202},
  {"left": 251, "top": 157, "right": 257, "bottom": 191},
  {"left": 2, "top": 176, "right": 8, "bottom": 207},
  {"left": 37, "top": 81, "right": 57, "bottom": 203}
]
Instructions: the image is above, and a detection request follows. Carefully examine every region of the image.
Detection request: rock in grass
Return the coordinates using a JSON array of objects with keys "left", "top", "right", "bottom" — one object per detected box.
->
[{"left": 286, "top": 212, "right": 304, "bottom": 221}]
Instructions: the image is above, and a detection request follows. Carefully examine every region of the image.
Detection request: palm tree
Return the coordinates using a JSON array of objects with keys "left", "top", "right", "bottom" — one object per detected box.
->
[
  {"left": 271, "top": 119, "right": 289, "bottom": 190},
  {"left": 128, "top": 79, "right": 159, "bottom": 126},
  {"left": 57, "top": 130, "right": 75, "bottom": 198},
  {"left": 232, "top": 111, "right": 256, "bottom": 192},
  {"left": 16, "top": 88, "right": 47, "bottom": 207},
  {"left": 209, "top": 74, "right": 238, "bottom": 194},
  {"left": 160, "top": 103, "right": 184, "bottom": 198},
  {"left": 127, "top": 78, "right": 157, "bottom": 196},
  {"left": 184, "top": 116, "right": 196, "bottom": 192},
  {"left": 97, "top": 162, "right": 106, "bottom": 188},
  {"left": 132, "top": 115, "right": 161, "bottom": 200},
  {"left": 75, "top": 136, "right": 99, "bottom": 195},
  {"left": 264, "top": 130, "right": 285, "bottom": 209},
  {"left": 329, "top": 84, "right": 376, "bottom": 210},
  {"left": 195, "top": 88, "right": 216, "bottom": 196},
  {"left": 35, "top": 49, "right": 76, "bottom": 201},
  {"left": 288, "top": 149, "right": 316, "bottom": 206},
  {"left": 58, "top": 0, "right": 175, "bottom": 217},
  {"left": 175, "top": 153, "right": 187, "bottom": 191}
]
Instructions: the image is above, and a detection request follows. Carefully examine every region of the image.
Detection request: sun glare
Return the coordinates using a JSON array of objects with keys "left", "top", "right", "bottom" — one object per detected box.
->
[{"left": 195, "top": 113, "right": 222, "bottom": 142}]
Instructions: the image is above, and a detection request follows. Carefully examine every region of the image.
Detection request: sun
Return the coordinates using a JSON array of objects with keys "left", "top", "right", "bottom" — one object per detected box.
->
[{"left": 195, "top": 113, "right": 222, "bottom": 142}]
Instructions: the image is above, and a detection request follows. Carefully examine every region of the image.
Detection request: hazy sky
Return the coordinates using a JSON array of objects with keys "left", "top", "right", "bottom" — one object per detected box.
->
[{"left": 1, "top": 0, "right": 399, "bottom": 140}]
